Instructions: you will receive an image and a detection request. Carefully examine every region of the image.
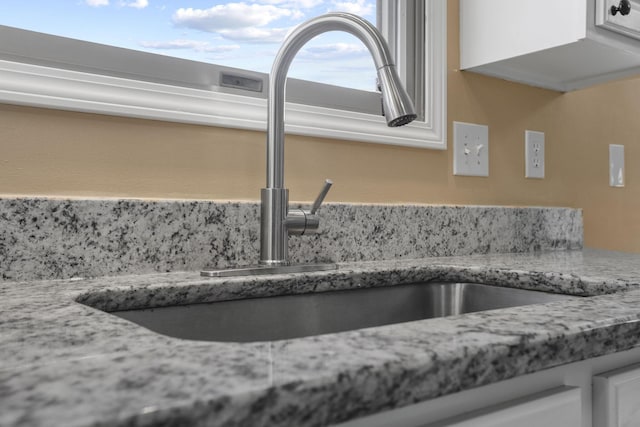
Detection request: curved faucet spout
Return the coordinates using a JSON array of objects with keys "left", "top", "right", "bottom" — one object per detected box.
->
[
  {"left": 260, "top": 12, "right": 417, "bottom": 265},
  {"left": 267, "top": 12, "right": 417, "bottom": 189}
]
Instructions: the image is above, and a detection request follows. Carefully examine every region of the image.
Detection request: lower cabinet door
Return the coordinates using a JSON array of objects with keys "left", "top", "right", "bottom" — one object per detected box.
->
[
  {"left": 593, "top": 362, "right": 640, "bottom": 427},
  {"left": 428, "top": 386, "right": 582, "bottom": 427}
]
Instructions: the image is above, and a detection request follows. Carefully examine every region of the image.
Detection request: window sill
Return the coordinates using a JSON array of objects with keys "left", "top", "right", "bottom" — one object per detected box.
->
[{"left": 0, "top": 57, "right": 444, "bottom": 149}]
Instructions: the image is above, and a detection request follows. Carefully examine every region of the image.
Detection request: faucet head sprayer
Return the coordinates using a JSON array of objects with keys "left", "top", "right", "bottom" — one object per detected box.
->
[{"left": 377, "top": 65, "right": 417, "bottom": 127}]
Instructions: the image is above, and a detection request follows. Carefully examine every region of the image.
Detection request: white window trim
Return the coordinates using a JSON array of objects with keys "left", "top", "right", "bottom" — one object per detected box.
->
[{"left": 0, "top": 0, "right": 446, "bottom": 149}]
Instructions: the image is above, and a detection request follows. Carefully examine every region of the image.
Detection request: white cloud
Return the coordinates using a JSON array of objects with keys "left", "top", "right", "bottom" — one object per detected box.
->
[
  {"left": 219, "top": 27, "right": 290, "bottom": 43},
  {"left": 85, "top": 0, "right": 109, "bottom": 7},
  {"left": 173, "top": 3, "right": 296, "bottom": 33},
  {"left": 330, "top": 0, "right": 374, "bottom": 16},
  {"left": 140, "top": 39, "right": 240, "bottom": 53},
  {"left": 85, "top": 0, "right": 149, "bottom": 8},
  {"left": 299, "top": 42, "right": 368, "bottom": 59},
  {"left": 257, "top": 0, "right": 324, "bottom": 8},
  {"left": 121, "top": 0, "right": 149, "bottom": 8},
  {"left": 204, "top": 44, "right": 242, "bottom": 53}
]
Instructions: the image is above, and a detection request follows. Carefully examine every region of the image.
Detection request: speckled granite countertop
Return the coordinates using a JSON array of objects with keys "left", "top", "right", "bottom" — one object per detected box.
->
[{"left": 2, "top": 249, "right": 640, "bottom": 427}]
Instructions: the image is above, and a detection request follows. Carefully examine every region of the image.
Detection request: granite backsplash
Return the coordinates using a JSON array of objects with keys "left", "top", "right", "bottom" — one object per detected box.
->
[{"left": 0, "top": 198, "right": 583, "bottom": 281}]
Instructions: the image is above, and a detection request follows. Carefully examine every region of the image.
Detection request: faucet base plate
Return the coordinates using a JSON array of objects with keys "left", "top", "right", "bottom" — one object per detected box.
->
[{"left": 200, "top": 263, "right": 337, "bottom": 278}]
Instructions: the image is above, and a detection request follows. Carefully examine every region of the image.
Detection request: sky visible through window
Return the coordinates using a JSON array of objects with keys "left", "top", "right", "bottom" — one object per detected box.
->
[{"left": 0, "top": 0, "right": 378, "bottom": 91}]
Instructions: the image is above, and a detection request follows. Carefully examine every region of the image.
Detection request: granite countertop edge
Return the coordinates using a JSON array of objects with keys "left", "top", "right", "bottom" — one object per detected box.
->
[{"left": 2, "top": 248, "right": 640, "bottom": 427}]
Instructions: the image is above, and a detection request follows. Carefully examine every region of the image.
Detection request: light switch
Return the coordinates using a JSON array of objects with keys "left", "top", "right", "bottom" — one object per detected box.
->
[
  {"left": 453, "top": 121, "right": 489, "bottom": 177},
  {"left": 609, "top": 144, "right": 625, "bottom": 187}
]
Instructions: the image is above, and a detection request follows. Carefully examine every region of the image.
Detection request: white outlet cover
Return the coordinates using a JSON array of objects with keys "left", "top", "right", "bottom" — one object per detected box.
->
[
  {"left": 610, "top": 144, "right": 625, "bottom": 187},
  {"left": 453, "top": 121, "right": 489, "bottom": 177},
  {"left": 525, "top": 130, "right": 545, "bottom": 179}
]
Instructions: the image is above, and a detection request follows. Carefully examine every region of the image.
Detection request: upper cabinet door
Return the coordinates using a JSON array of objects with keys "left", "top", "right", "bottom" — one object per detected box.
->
[
  {"left": 596, "top": 0, "right": 640, "bottom": 40},
  {"left": 460, "top": 0, "right": 640, "bottom": 92}
]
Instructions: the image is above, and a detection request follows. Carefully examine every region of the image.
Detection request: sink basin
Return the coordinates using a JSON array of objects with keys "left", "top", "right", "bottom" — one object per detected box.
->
[{"left": 111, "top": 282, "right": 577, "bottom": 342}]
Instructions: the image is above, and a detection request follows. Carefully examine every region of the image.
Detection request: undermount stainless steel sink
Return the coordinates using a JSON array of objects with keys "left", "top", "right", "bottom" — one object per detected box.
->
[{"left": 111, "top": 282, "right": 577, "bottom": 342}]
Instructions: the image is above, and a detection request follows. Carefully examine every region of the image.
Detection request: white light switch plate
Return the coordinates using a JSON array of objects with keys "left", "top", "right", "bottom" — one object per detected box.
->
[
  {"left": 610, "top": 144, "right": 625, "bottom": 187},
  {"left": 453, "top": 121, "right": 489, "bottom": 177},
  {"left": 525, "top": 130, "right": 545, "bottom": 179}
]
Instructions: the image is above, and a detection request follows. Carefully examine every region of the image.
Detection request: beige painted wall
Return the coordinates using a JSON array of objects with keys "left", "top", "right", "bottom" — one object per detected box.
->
[{"left": 0, "top": 0, "right": 638, "bottom": 253}]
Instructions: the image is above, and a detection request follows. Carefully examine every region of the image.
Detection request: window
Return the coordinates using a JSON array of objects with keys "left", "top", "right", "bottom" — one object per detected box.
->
[
  {"left": 0, "top": 0, "right": 378, "bottom": 91},
  {"left": 0, "top": 0, "right": 446, "bottom": 149}
]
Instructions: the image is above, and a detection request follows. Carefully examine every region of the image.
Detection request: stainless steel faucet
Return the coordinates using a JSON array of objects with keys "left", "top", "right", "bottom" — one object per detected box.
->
[
  {"left": 202, "top": 12, "right": 416, "bottom": 277},
  {"left": 261, "top": 12, "right": 417, "bottom": 266}
]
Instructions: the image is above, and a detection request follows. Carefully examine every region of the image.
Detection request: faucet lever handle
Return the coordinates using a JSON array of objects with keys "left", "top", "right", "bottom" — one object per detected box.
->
[{"left": 310, "top": 179, "right": 333, "bottom": 214}]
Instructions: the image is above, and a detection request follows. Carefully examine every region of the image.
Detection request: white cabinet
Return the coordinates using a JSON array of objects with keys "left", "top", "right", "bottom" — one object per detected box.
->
[
  {"left": 593, "top": 363, "right": 640, "bottom": 427},
  {"left": 429, "top": 387, "right": 582, "bottom": 427},
  {"left": 334, "top": 346, "right": 640, "bottom": 427},
  {"left": 334, "top": 385, "right": 583, "bottom": 427},
  {"left": 460, "top": 0, "right": 640, "bottom": 91}
]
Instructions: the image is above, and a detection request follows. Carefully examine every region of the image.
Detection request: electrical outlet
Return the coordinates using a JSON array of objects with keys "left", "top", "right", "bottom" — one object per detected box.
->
[
  {"left": 453, "top": 121, "right": 489, "bottom": 177},
  {"left": 609, "top": 144, "right": 625, "bottom": 187},
  {"left": 525, "top": 130, "right": 545, "bottom": 179}
]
